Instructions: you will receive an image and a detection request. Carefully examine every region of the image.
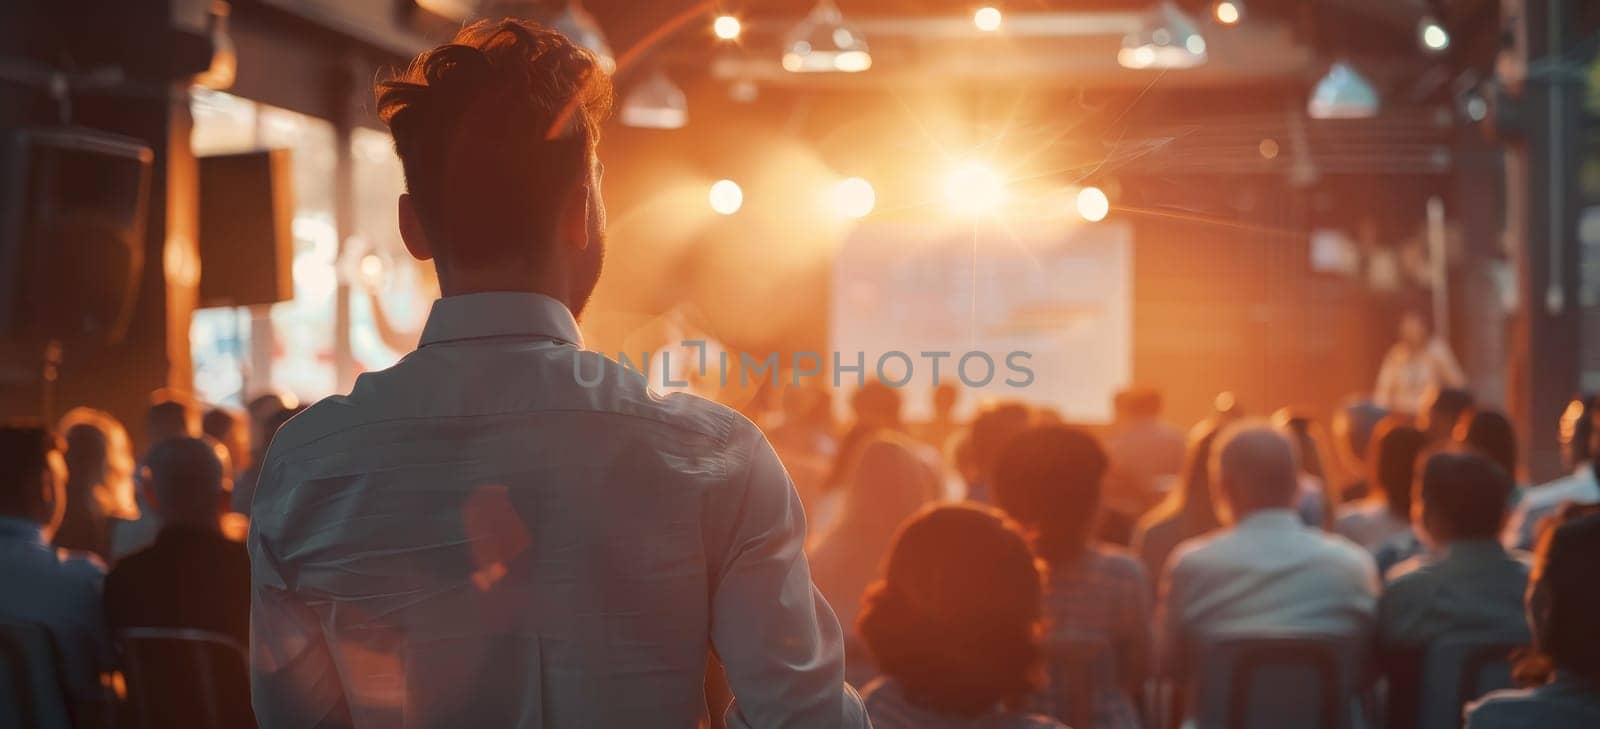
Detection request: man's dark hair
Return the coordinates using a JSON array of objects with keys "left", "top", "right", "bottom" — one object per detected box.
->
[
  {"left": 1460, "top": 410, "right": 1518, "bottom": 481},
  {"left": 376, "top": 18, "right": 613, "bottom": 266},
  {"left": 1423, "top": 387, "right": 1475, "bottom": 439},
  {"left": 1370, "top": 418, "right": 1427, "bottom": 519},
  {"left": 992, "top": 424, "right": 1109, "bottom": 565},
  {"left": 1416, "top": 450, "right": 1513, "bottom": 541},
  {"left": 0, "top": 423, "right": 58, "bottom": 520}
]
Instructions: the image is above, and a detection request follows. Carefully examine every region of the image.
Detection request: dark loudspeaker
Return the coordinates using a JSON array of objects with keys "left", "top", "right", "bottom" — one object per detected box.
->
[
  {"left": 0, "top": 127, "right": 153, "bottom": 349},
  {"left": 197, "top": 149, "right": 294, "bottom": 308}
]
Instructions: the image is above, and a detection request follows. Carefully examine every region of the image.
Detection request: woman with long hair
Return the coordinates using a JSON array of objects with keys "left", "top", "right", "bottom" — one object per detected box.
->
[
  {"left": 994, "top": 424, "right": 1152, "bottom": 729},
  {"left": 1130, "top": 420, "right": 1224, "bottom": 579},
  {"left": 858, "top": 504, "right": 1065, "bottom": 729},
  {"left": 1272, "top": 408, "right": 1337, "bottom": 530},
  {"left": 53, "top": 408, "right": 138, "bottom": 561},
  {"left": 808, "top": 433, "right": 939, "bottom": 685},
  {"left": 1334, "top": 417, "right": 1427, "bottom": 549},
  {"left": 1466, "top": 504, "right": 1600, "bottom": 728}
]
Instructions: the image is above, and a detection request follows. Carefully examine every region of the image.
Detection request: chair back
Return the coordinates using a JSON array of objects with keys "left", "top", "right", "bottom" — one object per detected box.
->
[
  {"left": 1416, "top": 629, "right": 1528, "bottom": 729},
  {"left": 1189, "top": 634, "right": 1370, "bottom": 729},
  {"left": 1041, "top": 633, "right": 1113, "bottom": 729},
  {"left": 119, "top": 627, "right": 256, "bottom": 729},
  {"left": 0, "top": 621, "right": 72, "bottom": 729}
]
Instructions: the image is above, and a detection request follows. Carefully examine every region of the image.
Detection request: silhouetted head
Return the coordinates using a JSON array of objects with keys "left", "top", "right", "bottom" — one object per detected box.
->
[
  {"left": 1399, "top": 310, "right": 1429, "bottom": 349},
  {"left": 1114, "top": 387, "right": 1163, "bottom": 423},
  {"left": 992, "top": 424, "right": 1109, "bottom": 566},
  {"left": 1414, "top": 449, "right": 1514, "bottom": 546},
  {"left": 1419, "top": 387, "right": 1475, "bottom": 443},
  {"left": 57, "top": 408, "right": 136, "bottom": 518},
  {"left": 1210, "top": 421, "right": 1300, "bottom": 523},
  {"left": 146, "top": 397, "right": 195, "bottom": 447},
  {"left": 1369, "top": 418, "right": 1428, "bottom": 520},
  {"left": 0, "top": 423, "right": 66, "bottom": 535},
  {"left": 858, "top": 504, "right": 1041, "bottom": 717},
  {"left": 1527, "top": 504, "right": 1600, "bottom": 686},
  {"left": 143, "top": 437, "right": 231, "bottom": 530},
  {"left": 967, "top": 401, "right": 1032, "bottom": 487},
  {"left": 1456, "top": 409, "right": 1518, "bottom": 482},
  {"left": 851, "top": 380, "right": 903, "bottom": 430},
  {"left": 378, "top": 18, "right": 613, "bottom": 313}
]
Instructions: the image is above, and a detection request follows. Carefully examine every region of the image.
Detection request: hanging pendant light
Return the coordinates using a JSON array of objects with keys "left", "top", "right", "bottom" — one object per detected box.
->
[
  {"left": 1118, "top": 2, "right": 1208, "bottom": 70},
  {"left": 1307, "top": 60, "right": 1379, "bottom": 119},
  {"left": 782, "top": 0, "right": 872, "bottom": 73},
  {"left": 620, "top": 69, "right": 688, "bottom": 129}
]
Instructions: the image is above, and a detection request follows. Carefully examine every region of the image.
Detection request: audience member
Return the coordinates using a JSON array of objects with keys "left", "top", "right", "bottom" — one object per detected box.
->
[
  {"left": 823, "top": 380, "right": 906, "bottom": 498},
  {"left": 1103, "top": 387, "right": 1186, "bottom": 540},
  {"left": 0, "top": 423, "right": 113, "bottom": 706},
  {"left": 1504, "top": 395, "right": 1598, "bottom": 550},
  {"left": 858, "top": 504, "right": 1065, "bottom": 729},
  {"left": 112, "top": 396, "right": 200, "bottom": 560},
  {"left": 1335, "top": 418, "right": 1427, "bottom": 549},
  {"left": 1272, "top": 408, "right": 1336, "bottom": 529},
  {"left": 1458, "top": 409, "right": 1520, "bottom": 486},
  {"left": 144, "top": 395, "right": 196, "bottom": 448},
  {"left": 105, "top": 437, "right": 248, "bottom": 645},
  {"left": 1156, "top": 422, "right": 1378, "bottom": 715},
  {"left": 767, "top": 381, "right": 839, "bottom": 514},
  {"left": 249, "top": 20, "right": 865, "bottom": 727},
  {"left": 808, "top": 434, "right": 939, "bottom": 685},
  {"left": 912, "top": 382, "right": 962, "bottom": 454},
  {"left": 1331, "top": 398, "right": 1388, "bottom": 502},
  {"left": 1130, "top": 421, "right": 1223, "bottom": 580},
  {"left": 1466, "top": 504, "right": 1600, "bottom": 729},
  {"left": 1420, "top": 386, "right": 1476, "bottom": 445},
  {"left": 1378, "top": 450, "right": 1528, "bottom": 649},
  {"left": 202, "top": 406, "right": 250, "bottom": 482},
  {"left": 993, "top": 425, "right": 1152, "bottom": 729},
  {"left": 53, "top": 408, "right": 138, "bottom": 561},
  {"left": 962, "top": 401, "right": 1033, "bottom": 503},
  {"left": 1374, "top": 311, "right": 1466, "bottom": 415}
]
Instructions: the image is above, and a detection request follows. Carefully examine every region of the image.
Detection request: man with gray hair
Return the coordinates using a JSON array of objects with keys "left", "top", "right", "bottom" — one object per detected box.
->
[{"left": 1156, "top": 421, "right": 1378, "bottom": 719}]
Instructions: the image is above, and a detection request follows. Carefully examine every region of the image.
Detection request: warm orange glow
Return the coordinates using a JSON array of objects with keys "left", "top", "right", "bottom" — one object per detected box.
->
[
  {"left": 1214, "top": 1, "right": 1241, "bottom": 26},
  {"left": 713, "top": 14, "right": 741, "bottom": 40}
]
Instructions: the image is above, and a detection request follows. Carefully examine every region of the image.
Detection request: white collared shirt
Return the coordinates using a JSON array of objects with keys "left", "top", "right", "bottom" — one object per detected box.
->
[
  {"left": 1158, "top": 509, "right": 1379, "bottom": 675},
  {"left": 1504, "top": 464, "right": 1599, "bottom": 550},
  {"left": 248, "top": 292, "right": 865, "bottom": 729}
]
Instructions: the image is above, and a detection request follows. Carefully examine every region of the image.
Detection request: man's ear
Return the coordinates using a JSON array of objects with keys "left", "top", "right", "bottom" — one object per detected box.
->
[
  {"left": 560, "top": 181, "right": 591, "bottom": 252},
  {"left": 399, "top": 193, "right": 434, "bottom": 262}
]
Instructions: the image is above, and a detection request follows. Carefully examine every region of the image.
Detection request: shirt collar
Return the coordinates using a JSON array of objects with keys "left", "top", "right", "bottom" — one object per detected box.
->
[
  {"left": 418, "top": 292, "right": 583, "bottom": 349},
  {"left": 1441, "top": 538, "right": 1509, "bottom": 561},
  {"left": 0, "top": 516, "right": 46, "bottom": 544},
  {"left": 1235, "top": 508, "right": 1303, "bottom": 531}
]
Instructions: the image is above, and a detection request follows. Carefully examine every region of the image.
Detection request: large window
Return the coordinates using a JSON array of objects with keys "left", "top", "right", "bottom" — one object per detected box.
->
[{"left": 189, "top": 89, "right": 340, "bottom": 405}]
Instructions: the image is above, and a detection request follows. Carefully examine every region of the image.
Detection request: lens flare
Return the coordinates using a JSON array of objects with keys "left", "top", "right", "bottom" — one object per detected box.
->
[
  {"left": 709, "top": 179, "right": 744, "bottom": 215},
  {"left": 943, "top": 162, "right": 1006, "bottom": 216},
  {"left": 1076, "top": 186, "right": 1110, "bottom": 222}
]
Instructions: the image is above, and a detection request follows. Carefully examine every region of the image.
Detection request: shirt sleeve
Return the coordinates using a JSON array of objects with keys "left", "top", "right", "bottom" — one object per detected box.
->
[
  {"left": 1375, "top": 576, "right": 1428, "bottom": 648},
  {"left": 710, "top": 423, "right": 868, "bottom": 729},
  {"left": 248, "top": 458, "right": 354, "bottom": 729}
]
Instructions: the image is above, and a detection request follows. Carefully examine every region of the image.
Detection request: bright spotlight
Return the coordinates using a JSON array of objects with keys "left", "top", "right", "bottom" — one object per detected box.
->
[
  {"left": 1076, "top": 186, "right": 1110, "bottom": 222},
  {"left": 709, "top": 179, "right": 743, "bottom": 215},
  {"left": 974, "top": 7, "right": 1002, "bottom": 32},
  {"left": 1214, "top": 0, "right": 1241, "bottom": 25},
  {"left": 1419, "top": 17, "right": 1449, "bottom": 53},
  {"left": 829, "top": 177, "right": 876, "bottom": 219},
  {"left": 713, "top": 15, "right": 742, "bottom": 40},
  {"left": 944, "top": 162, "right": 1006, "bottom": 216}
]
